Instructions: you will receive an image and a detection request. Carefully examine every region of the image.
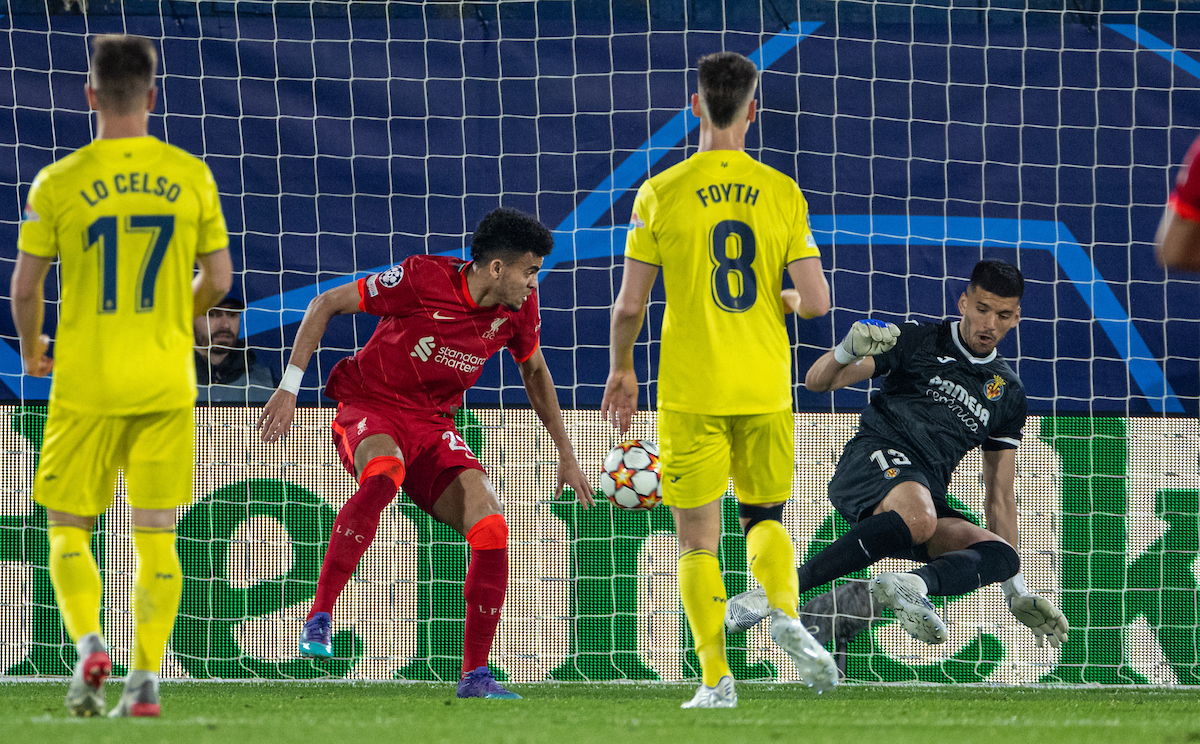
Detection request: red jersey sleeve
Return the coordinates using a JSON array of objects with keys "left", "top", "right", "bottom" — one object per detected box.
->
[
  {"left": 507, "top": 289, "right": 541, "bottom": 363},
  {"left": 1171, "top": 132, "right": 1200, "bottom": 222},
  {"left": 358, "top": 258, "right": 420, "bottom": 317}
]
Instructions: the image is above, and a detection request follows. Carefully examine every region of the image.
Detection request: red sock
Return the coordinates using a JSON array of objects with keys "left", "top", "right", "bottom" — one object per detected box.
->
[
  {"left": 308, "top": 457, "right": 404, "bottom": 619},
  {"left": 461, "top": 514, "right": 508, "bottom": 675}
]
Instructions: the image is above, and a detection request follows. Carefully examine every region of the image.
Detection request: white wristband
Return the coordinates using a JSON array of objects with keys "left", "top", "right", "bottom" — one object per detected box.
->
[
  {"left": 833, "top": 344, "right": 859, "bottom": 365},
  {"left": 1001, "top": 572, "right": 1029, "bottom": 599},
  {"left": 279, "top": 364, "right": 304, "bottom": 395}
]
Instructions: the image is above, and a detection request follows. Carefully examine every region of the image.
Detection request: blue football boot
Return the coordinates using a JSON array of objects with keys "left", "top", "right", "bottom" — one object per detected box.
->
[
  {"left": 456, "top": 666, "right": 522, "bottom": 699},
  {"left": 298, "top": 612, "right": 333, "bottom": 658}
]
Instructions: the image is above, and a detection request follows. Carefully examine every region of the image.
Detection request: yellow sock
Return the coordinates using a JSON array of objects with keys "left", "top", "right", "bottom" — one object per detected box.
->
[
  {"left": 47, "top": 525, "right": 103, "bottom": 642},
  {"left": 747, "top": 519, "right": 800, "bottom": 619},
  {"left": 678, "top": 549, "right": 731, "bottom": 687},
  {"left": 132, "top": 527, "right": 183, "bottom": 672}
]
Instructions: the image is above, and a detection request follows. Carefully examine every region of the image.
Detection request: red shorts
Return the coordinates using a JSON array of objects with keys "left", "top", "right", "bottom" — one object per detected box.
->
[{"left": 331, "top": 402, "right": 485, "bottom": 515}]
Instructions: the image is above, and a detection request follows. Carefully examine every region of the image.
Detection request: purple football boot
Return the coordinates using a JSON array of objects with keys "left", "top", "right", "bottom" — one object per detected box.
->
[
  {"left": 456, "top": 666, "right": 521, "bottom": 699},
  {"left": 298, "top": 612, "right": 333, "bottom": 658}
]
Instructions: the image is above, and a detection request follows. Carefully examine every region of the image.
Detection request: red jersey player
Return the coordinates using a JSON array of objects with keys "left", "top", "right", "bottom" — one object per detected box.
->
[
  {"left": 1157, "top": 131, "right": 1200, "bottom": 271},
  {"left": 257, "top": 208, "right": 594, "bottom": 699}
]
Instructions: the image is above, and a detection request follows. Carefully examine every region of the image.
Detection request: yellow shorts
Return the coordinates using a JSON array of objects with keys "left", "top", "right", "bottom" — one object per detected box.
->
[
  {"left": 657, "top": 408, "right": 794, "bottom": 509},
  {"left": 34, "top": 405, "right": 194, "bottom": 516}
]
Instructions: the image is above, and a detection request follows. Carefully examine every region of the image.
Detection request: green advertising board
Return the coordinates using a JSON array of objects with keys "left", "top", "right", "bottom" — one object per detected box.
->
[{"left": 0, "top": 406, "right": 1195, "bottom": 685}]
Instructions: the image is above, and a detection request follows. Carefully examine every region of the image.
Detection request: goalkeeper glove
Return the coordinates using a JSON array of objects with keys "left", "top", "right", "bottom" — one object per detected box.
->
[
  {"left": 833, "top": 319, "right": 902, "bottom": 364},
  {"left": 1001, "top": 573, "right": 1069, "bottom": 649}
]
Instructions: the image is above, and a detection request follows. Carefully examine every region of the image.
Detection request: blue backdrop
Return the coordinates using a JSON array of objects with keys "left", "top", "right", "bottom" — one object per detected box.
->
[{"left": 1, "top": 2, "right": 1197, "bottom": 416}]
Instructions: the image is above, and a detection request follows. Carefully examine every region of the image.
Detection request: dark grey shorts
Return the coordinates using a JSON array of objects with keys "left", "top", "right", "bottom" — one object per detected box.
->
[{"left": 827, "top": 435, "right": 972, "bottom": 528}]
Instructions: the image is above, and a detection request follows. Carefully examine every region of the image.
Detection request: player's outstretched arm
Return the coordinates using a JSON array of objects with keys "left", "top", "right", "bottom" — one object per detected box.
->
[
  {"left": 10, "top": 251, "right": 55, "bottom": 377},
  {"left": 982, "top": 447, "right": 1019, "bottom": 546},
  {"left": 601, "top": 257, "right": 658, "bottom": 433},
  {"left": 784, "top": 256, "right": 831, "bottom": 319},
  {"left": 1155, "top": 207, "right": 1200, "bottom": 272},
  {"left": 804, "top": 320, "right": 900, "bottom": 393},
  {"left": 517, "top": 348, "right": 596, "bottom": 507},
  {"left": 258, "top": 281, "right": 362, "bottom": 443},
  {"left": 1158, "top": 133, "right": 1200, "bottom": 271},
  {"left": 194, "top": 248, "right": 233, "bottom": 317},
  {"left": 983, "top": 447, "right": 1069, "bottom": 649}
]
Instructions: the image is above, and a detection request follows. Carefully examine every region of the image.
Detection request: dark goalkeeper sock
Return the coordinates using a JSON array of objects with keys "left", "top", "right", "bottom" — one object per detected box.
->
[
  {"left": 796, "top": 510, "right": 915, "bottom": 594},
  {"left": 910, "top": 540, "right": 1020, "bottom": 596}
]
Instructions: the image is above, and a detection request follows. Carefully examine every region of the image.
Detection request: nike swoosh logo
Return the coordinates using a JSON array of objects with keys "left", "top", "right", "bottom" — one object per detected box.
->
[
  {"left": 432, "top": 311, "right": 455, "bottom": 320},
  {"left": 669, "top": 476, "right": 681, "bottom": 483}
]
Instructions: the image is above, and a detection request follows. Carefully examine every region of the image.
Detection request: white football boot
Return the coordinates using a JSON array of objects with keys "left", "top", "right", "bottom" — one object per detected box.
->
[
  {"left": 681, "top": 674, "right": 737, "bottom": 709},
  {"left": 769, "top": 609, "right": 838, "bottom": 693},
  {"left": 870, "top": 572, "right": 947, "bottom": 644},
  {"left": 65, "top": 633, "right": 110, "bottom": 718},
  {"left": 107, "top": 672, "right": 161, "bottom": 718},
  {"left": 724, "top": 585, "right": 770, "bottom": 633}
]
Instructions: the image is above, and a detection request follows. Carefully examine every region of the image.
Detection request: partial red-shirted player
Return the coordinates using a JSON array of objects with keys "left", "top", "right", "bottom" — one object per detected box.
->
[
  {"left": 1157, "top": 131, "right": 1200, "bottom": 271},
  {"left": 257, "top": 208, "right": 595, "bottom": 699}
]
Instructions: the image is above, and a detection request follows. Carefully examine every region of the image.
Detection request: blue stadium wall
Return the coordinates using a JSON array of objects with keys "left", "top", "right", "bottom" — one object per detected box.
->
[{"left": 0, "top": 0, "right": 1197, "bottom": 417}]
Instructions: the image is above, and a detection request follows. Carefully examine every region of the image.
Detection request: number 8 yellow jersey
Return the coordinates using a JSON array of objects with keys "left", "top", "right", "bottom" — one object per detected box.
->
[
  {"left": 624, "top": 149, "right": 820, "bottom": 415},
  {"left": 18, "top": 136, "right": 228, "bottom": 415}
]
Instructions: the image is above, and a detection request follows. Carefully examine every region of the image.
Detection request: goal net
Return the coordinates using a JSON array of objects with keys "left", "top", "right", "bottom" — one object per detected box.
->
[{"left": 0, "top": 0, "right": 1197, "bottom": 686}]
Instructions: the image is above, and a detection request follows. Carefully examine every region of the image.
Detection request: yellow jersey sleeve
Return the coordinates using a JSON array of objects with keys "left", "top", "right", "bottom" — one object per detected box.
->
[
  {"left": 195, "top": 164, "right": 229, "bottom": 255},
  {"left": 624, "top": 180, "right": 662, "bottom": 265},
  {"left": 786, "top": 183, "right": 820, "bottom": 264},
  {"left": 18, "top": 171, "right": 59, "bottom": 258}
]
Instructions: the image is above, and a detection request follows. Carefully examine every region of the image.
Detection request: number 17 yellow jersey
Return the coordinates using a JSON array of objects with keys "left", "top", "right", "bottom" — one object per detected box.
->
[
  {"left": 18, "top": 136, "right": 228, "bottom": 415},
  {"left": 625, "top": 149, "right": 820, "bottom": 415}
]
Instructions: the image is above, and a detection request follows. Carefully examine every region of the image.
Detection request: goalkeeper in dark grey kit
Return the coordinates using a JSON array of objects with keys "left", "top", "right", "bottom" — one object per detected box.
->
[{"left": 726, "top": 260, "right": 1068, "bottom": 656}]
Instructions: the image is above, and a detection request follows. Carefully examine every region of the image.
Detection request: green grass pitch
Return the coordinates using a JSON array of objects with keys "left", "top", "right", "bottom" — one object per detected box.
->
[{"left": 4, "top": 681, "right": 1200, "bottom": 744}]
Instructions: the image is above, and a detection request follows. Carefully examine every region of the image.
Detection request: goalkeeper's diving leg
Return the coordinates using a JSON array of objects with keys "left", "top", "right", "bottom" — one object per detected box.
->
[
  {"left": 727, "top": 481, "right": 952, "bottom": 644},
  {"left": 726, "top": 492, "right": 1069, "bottom": 648}
]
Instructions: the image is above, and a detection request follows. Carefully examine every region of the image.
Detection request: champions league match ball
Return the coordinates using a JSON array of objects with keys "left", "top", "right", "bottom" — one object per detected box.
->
[{"left": 600, "top": 439, "right": 663, "bottom": 511}]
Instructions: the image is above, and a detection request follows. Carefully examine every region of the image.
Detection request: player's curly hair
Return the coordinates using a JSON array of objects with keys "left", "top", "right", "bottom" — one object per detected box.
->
[
  {"left": 90, "top": 35, "right": 157, "bottom": 115},
  {"left": 697, "top": 51, "right": 759, "bottom": 129},
  {"left": 471, "top": 207, "right": 554, "bottom": 263},
  {"left": 969, "top": 259, "right": 1025, "bottom": 299}
]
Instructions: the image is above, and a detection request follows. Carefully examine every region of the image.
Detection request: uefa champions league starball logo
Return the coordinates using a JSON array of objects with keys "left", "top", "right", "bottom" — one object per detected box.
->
[{"left": 379, "top": 264, "right": 404, "bottom": 287}]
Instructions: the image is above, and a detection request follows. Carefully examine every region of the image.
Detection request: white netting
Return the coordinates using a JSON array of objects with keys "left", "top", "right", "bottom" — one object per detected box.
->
[{"left": 0, "top": 1, "right": 1197, "bottom": 685}]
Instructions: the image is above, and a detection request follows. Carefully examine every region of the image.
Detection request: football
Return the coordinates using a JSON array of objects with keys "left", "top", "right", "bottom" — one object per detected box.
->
[{"left": 600, "top": 439, "right": 663, "bottom": 511}]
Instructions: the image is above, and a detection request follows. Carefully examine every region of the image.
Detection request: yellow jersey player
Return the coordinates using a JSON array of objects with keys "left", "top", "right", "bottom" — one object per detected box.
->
[
  {"left": 11, "top": 35, "right": 232, "bottom": 718},
  {"left": 601, "top": 51, "right": 838, "bottom": 706}
]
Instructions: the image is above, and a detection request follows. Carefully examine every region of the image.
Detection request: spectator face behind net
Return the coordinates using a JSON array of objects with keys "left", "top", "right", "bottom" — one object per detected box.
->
[{"left": 195, "top": 308, "right": 241, "bottom": 362}]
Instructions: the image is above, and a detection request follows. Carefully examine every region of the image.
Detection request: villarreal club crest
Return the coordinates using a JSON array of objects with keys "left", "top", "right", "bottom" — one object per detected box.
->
[{"left": 985, "top": 374, "right": 1006, "bottom": 402}]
